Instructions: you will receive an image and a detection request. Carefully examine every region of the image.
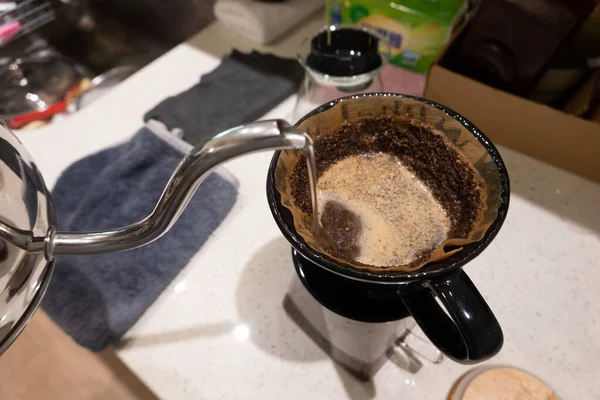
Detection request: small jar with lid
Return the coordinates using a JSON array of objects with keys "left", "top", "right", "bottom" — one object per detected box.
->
[{"left": 292, "top": 25, "right": 390, "bottom": 122}]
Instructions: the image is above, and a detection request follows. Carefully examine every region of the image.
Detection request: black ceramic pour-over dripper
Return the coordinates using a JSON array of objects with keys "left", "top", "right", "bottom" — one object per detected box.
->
[
  {"left": 305, "top": 27, "right": 383, "bottom": 77},
  {"left": 291, "top": 249, "right": 410, "bottom": 323},
  {"left": 267, "top": 93, "right": 510, "bottom": 365}
]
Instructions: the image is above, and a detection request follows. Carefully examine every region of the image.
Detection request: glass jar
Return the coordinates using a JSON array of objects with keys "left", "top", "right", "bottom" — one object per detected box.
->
[{"left": 292, "top": 25, "right": 390, "bottom": 122}]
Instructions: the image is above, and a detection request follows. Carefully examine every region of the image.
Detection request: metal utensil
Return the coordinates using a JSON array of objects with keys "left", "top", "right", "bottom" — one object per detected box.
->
[{"left": 73, "top": 64, "right": 137, "bottom": 110}]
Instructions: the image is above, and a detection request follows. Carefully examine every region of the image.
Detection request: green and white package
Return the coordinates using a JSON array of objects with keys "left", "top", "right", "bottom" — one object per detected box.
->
[{"left": 327, "top": 0, "right": 466, "bottom": 74}]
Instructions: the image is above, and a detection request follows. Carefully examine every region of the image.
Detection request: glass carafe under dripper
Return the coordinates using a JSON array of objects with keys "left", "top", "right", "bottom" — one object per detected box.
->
[{"left": 292, "top": 25, "right": 390, "bottom": 122}]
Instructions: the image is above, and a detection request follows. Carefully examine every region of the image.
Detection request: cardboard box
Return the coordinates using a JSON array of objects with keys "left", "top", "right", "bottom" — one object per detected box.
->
[{"left": 425, "top": 53, "right": 600, "bottom": 184}]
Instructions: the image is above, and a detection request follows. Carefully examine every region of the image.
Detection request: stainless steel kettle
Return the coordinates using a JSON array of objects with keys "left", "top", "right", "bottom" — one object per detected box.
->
[{"left": 0, "top": 119, "right": 309, "bottom": 355}]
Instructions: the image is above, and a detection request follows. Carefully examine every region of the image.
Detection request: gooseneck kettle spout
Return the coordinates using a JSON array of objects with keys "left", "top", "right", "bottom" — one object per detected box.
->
[
  {"left": 49, "top": 120, "right": 308, "bottom": 257},
  {"left": 1, "top": 120, "right": 308, "bottom": 259}
]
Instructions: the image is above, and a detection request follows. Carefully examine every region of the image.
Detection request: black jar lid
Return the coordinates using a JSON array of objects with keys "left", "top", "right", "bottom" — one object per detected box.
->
[{"left": 306, "top": 27, "right": 383, "bottom": 77}]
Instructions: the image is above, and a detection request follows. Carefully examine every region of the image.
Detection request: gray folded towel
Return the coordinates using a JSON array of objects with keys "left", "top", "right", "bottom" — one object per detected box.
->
[
  {"left": 42, "top": 125, "right": 237, "bottom": 351},
  {"left": 43, "top": 50, "right": 302, "bottom": 351},
  {"left": 144, "top": 50, "right": 304, "bottom": 146}
]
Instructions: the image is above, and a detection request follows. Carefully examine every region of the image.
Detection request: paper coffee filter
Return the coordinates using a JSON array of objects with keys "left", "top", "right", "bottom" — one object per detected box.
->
[{"left": 275, "top": 96, "right": 502, "bottom": 272}]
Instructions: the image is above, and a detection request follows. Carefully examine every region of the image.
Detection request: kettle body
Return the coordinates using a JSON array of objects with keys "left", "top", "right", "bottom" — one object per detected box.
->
[{"left": 0, "top": 118, "right": 56, "bottom": 354}]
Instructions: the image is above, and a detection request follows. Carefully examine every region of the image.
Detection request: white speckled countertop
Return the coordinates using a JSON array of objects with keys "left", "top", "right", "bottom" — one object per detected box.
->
[{"left": 17, "top": 17, "right": 600, "bottom": 399}]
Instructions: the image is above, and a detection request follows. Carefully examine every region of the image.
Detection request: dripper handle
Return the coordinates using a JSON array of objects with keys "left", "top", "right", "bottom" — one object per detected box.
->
[{"left": 399, "top": 270, "right": 503, "bottom": 364}]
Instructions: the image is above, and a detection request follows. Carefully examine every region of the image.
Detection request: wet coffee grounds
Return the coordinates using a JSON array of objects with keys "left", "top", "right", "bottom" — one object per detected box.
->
[{"left": 289, "top": 115, "right": 486, "bottom": 266}]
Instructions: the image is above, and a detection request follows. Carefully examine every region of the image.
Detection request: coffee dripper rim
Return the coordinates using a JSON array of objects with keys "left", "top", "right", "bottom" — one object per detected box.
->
[{"left": 266, "top": 92, "right": 510, "bottom": 285}]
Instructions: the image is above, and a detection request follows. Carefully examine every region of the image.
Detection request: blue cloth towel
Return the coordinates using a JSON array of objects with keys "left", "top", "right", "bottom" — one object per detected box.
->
[
  {"left": 42, "top": 50, "right": 301, "bottom": 351},
  {"left": 42, "top": 126, "right": 237, "bottom": 351}
]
